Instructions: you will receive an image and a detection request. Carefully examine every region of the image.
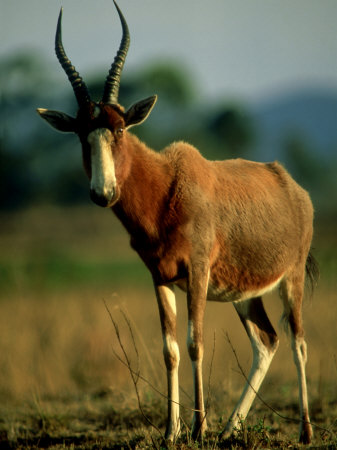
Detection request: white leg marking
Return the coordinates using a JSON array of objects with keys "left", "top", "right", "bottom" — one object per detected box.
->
[
  {"left": 163, "top": 334, "right": 180, "bottom": 440},
  {"left": 155, "top": 284, "right": 180, "bottom": 441},
  {"left": 221, "top": 298, "right": 279, "bottom": 436},
  {"left": 291, "top": 335, "right": 312, "bottom": 442},
  {"left": 163, "top": 284, "right": 177, "bottom": 316},
  {"left": 292, "top": 337, "right": 308, "bottom": 416},
  {"left": 187, "top": 320, "right": 207, "bottom": 436},
  {"left": 225, "top": 334, "right": 274, "bottom": 433},
  {"left": 187, "top": 319, "right": 194, "bottom": 350},
  {"left": 87, "top": 128, "right": 116, "bottom": 198}
]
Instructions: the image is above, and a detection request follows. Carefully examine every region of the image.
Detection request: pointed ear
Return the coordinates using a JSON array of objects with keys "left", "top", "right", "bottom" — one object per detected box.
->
[
  {"left": 124, "top": 95, "right": 157, "bottom": 129},
  {"left": 36, "top": 108, "right": 77, "bottom": 133}
]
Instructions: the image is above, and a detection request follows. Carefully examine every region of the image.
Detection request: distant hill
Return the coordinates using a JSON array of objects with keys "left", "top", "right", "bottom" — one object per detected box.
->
[{"left": 253, "top": 88, "right": 337, "bottom": 161}]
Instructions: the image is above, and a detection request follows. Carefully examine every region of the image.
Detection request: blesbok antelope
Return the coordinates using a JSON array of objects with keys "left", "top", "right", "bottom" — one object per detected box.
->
[{"left": 37, "top": 1, "right": 317, "bottom": 444}]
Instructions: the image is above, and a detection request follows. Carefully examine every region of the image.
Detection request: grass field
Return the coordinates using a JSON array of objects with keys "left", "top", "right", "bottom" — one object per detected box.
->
[{"left": 0, "top": 205, "right": 336, "bottom": 448}]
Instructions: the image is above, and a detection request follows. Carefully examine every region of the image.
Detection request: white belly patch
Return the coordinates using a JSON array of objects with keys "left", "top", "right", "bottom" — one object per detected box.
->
[
  {"left": 174, "top": 273, "right": 284, "bottom": 303},
  {"left": 206, "top": 274, "right": 284, "bottom": 303}
]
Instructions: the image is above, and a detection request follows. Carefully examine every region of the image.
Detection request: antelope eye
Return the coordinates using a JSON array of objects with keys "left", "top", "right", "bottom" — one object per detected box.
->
[{"left": 116, "top": 128, "right": 124, "bottom": 136}]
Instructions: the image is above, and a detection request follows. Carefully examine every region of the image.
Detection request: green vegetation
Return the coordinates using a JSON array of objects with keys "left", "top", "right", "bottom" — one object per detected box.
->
[
  {"left": 1, "top": 395, "right": 336, "bottom": 448},
  {"left": 0, "top": 257, "right": 149, "bottom": 294}
]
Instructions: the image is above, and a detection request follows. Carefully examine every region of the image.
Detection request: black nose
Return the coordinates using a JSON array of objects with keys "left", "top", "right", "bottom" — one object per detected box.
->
[{"left": 90, "top": 189, "right": 110, "bottom": 207}]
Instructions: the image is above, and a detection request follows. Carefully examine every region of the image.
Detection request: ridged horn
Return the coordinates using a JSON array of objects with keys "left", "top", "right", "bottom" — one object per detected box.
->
[
  {"left": 102, "top": 1, "right": 130, "bottom": 105},
  {"left": 55, "top": 8, "right": 91, "bottom": 107}
]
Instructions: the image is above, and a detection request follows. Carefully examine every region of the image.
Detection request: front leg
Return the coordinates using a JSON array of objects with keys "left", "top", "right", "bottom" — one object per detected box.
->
[
  {"left": 154, "top": 283, "right": 180, "bottom": 442},
  {"left": 186, "top": 267, "right": 209, "bottom": 440}
]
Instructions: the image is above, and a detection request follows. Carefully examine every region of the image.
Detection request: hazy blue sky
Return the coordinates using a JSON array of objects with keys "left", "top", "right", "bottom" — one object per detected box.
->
[{"left": 2, "top": 0, "right": 337, "bottom": 103}]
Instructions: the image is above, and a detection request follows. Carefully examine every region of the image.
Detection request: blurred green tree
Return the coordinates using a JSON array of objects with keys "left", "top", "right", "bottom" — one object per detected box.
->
[
  {"left": 207, "top": 104, "right": 256, "bottom": 158},
  {"left": 283, "top": 133, "right": 337, "bottom": 215},
  {"left": 0, "top": 137, "right": 33, "bottom": 209}
]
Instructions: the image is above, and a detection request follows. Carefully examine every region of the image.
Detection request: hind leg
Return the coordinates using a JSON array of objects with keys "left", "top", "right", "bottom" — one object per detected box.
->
[
  {"left": 280, "top": 274, "right": 313, "bottom": 444},
  {"left": 222, "top": 296, "right": 279, "bottom": 437}
]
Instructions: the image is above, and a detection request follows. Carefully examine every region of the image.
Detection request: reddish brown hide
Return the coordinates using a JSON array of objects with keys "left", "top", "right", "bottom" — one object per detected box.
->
[{"left": 36, "top": 2, "right": 316, "bottom": 444}]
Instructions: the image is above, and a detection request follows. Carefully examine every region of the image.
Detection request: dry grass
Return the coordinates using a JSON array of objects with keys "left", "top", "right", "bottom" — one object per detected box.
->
[{"left": 0, "top": 205, "right": 336, "bottom": 448}]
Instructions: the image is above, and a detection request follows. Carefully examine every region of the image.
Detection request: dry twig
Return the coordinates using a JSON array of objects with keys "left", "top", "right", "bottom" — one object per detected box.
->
[{"left": 104, "top": 300, "right": 162, "bottom": 437}]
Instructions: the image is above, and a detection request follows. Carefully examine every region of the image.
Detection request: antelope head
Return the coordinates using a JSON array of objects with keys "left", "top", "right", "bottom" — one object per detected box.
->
[{"left": 37, "top": 1, "right": 157, "bottom": 207}]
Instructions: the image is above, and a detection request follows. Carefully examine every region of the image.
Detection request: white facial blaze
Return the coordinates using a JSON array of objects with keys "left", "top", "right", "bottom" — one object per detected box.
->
[{"left": 87, "top": 128, "right": 116, "bottom": 199}]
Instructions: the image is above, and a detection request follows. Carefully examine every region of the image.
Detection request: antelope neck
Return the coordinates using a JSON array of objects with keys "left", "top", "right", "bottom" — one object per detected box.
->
[{"left": 113, "top": 136, "right": 173, "bottom": 240}]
